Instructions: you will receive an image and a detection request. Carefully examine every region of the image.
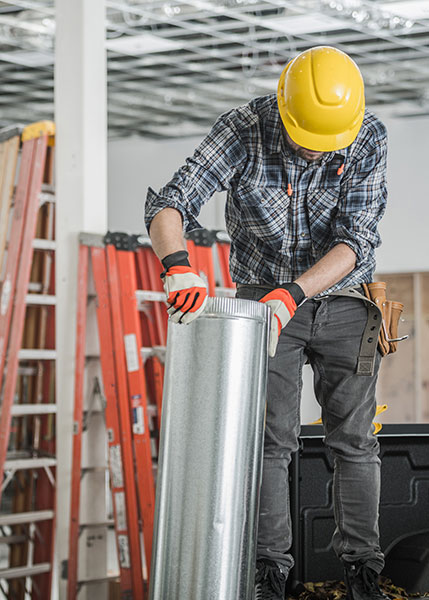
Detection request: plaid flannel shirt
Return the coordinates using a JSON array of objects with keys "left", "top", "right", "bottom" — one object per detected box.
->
[{"left": 145, "top": 94, "right": 387, "bottom": 296}]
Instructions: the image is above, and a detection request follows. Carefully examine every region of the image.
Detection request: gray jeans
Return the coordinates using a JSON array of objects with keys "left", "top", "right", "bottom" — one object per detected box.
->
[{"left": 235, "top": 285, "right": 385, "bottom": 577}]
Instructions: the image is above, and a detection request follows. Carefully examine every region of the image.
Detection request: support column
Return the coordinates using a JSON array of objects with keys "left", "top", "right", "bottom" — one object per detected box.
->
[{"left": 55, "top": 1, "right": 107, "bottom": 599}]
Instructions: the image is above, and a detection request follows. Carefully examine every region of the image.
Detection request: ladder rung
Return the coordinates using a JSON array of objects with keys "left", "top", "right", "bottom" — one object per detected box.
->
[
  {"left": 4, "top": 457, "right": 57, "bottom": 470},
  {"left": 28, "top": 282, "right": 42, "bottom": 292},
  {"left": 141, "top": 345, "right": 166, "bottom": 363},
  {"left": 0, "top": 563, "right": 51, "bottom": 579},
  {"left": 0, "top": 534, "right": 27, "bottom": 544},
  {"left": 146, "top": 405, "right": 157, "bottom": 417},
  {"left": 141, "top": 347, "right": 154, "bottom": 361},
  {"left": 0, "top": 510, "right": 54, "bottom": 526},
  {"left": 11, "top": 404, "right": 57, "bottom": 416},
  {"left": 32, "top": 239, "right": 56, "bottom": 251},
  {"left": 25, "top": 294, "right": 56, "bottom": 306},
  {"left": 78, "top": 573, "right": 119, "bottom": 585},
  {"left": 135, "top": 287, "right": 236, "bottom": 308},
  {"left": 18, "top": 349, "right": 57, "bottom": 360},
  {"left": 80, "top": 520, "right": 115, "bottom": 529},
  {"left": 135, "top": 290, "right": 166, "bottom": 306},
  {"left": 39, "top": 192, "right": 55, "bottom": 205},
  {"left": 81, "top": 466, "right": 108, "bottom": 474}
]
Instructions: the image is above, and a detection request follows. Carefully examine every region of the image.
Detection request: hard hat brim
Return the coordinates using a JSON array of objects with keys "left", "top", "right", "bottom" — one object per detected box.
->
[{"left": 281, "top": 111, "right": 365, "bottom": 152}]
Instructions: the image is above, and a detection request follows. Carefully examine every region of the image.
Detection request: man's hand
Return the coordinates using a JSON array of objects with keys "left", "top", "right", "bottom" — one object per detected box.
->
[
  {"left": 162, "top": 259, "right": 208, "bottom": 324},
  {"left": 259, "top": 284, "right": 305, "bottom": 357}
]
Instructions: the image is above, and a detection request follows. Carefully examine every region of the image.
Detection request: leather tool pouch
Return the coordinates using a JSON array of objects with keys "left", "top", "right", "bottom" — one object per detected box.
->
[{"left": 362, "top": 282, "right": 405, "bottom": 356}]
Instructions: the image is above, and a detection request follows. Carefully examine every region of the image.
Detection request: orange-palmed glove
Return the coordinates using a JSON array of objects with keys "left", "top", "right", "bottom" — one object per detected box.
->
[
  {"left": 161, "top": 251, "right": 208, "bottom": 324},
  {"left": 259, "top": 284, "right": 306, "bottom": 357}
]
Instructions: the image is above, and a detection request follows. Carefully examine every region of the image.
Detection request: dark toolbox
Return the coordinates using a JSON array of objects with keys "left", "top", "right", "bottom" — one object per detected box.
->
[{"left": 289, "top": 424, "right": 429, "bottom": 593}]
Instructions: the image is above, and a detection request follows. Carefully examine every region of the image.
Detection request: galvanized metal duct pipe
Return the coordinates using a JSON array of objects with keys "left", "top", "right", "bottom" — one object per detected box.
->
[{"left": 149, "top": 296, "right": 270, "bottom": 600}]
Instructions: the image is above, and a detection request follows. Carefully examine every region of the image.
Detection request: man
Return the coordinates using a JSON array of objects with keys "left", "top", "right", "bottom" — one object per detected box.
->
[{"left": 145, "top": 46, "right": 389, "bottom": 600}]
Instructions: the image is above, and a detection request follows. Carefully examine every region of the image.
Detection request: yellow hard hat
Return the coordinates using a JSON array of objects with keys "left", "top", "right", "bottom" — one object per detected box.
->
[{"left": 277, "top": 46, "right": 365, "bottom": 152}]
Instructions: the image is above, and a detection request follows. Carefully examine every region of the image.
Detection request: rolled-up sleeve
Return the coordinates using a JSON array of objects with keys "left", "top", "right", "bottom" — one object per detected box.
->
[
  {"left": 330, "top": 133, "right": 387, "bottom": 267},
  {"left": 145, "top": 114, "right": 247, "bottom": 233}
]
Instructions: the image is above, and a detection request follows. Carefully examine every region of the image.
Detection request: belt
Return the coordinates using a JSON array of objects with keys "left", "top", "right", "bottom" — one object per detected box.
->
[{"left": 319, "top": 286, "right": 382, "bottom": 376}]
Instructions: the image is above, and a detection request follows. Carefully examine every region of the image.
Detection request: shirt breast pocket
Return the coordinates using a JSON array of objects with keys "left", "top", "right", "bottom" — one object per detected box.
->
[
  {"left": 235, "top": 186, "right": 291, "bottom": 248},
  {"left": 307, "top": 186, "right": 341, "bottom": 254}
]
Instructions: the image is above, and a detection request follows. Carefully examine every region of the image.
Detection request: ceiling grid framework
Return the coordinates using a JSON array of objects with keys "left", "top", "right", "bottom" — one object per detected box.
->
[{"left": 0, "top": 0, "right": 428, "bottom": 138}]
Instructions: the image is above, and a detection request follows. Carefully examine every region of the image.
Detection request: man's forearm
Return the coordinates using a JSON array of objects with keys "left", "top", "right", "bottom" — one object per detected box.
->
[
  {"left": 295, "top": 243, "right": 357, "bottom": 298},
  {"left": 148, "top": 208, "right": 186, "bottom": 261}
]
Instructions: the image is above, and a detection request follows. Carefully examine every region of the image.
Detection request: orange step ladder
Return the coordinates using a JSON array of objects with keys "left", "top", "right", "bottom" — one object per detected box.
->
[
  {"left": 67, "top": 229, "right": 236, "bottom": 596},
  {"left": 0, "top": 121, "right": 56, "bottom": 598},
  {"left": 67, "top": 233, "right": 158, "bottom": 598}
]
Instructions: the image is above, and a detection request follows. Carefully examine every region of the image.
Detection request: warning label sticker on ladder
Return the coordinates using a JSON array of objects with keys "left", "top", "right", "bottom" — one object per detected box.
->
[
  {"left": 132, "top": 405, "right": 145, "bottom": 435},
  {"left": 124, "top": 333, "right": 139, "bottom": 372},
  {"left": 117, "top": 533, "right": 131, "bottom": 569},
  {"left": 114, "top": 491, "right": 128, "bottom": 532},
  {"left": 109, "top": 445, "right": 124, "bottom": 489}
]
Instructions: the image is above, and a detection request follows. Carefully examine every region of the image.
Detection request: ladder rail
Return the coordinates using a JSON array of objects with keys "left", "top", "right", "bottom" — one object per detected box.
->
[
  {"left": 0, "top": 125, "right": 56, "bottom": 600},
  {"left": 0, "top": 134, "right": 20, "bottom": 272},
  {"left": 135, "top": 247, "right": 167, "bottom": 346},
  {"left": 0, "top": 133, "right": 49, "bottom": 499},
  {"left": 134, "top": 249, "right": 166, "bottom": 440},
  {"left": 0, "top": 563, "right": 51, "bottom": 580},
  {"left": 90, "top": 246, "right": 144, "bottom": 598},
  {"left": 0, "top": 135, "right": 36, "bottom": 383},
  {"left": 186, "top": 236, "right": 216, "bottom": 297},
  {"left": 115, "top": 246, "right": 156, "bottom": 572},
  {"left": 216, "top": 241, "right": 235, "bottom": 289},
  {"left": 134, "top": 250, "right": 159, "bottom": 348},
  {"left": 66, "top": 244, "right": 89, "bottom": 600},
  {"left": 32, "top": 204, "right": 57, "bottom": 599}
]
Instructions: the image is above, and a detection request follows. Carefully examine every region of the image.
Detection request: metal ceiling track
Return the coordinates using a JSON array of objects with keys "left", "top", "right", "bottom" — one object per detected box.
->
[{"left": 0, "top": 1, "right": 428, "bottom": 136}]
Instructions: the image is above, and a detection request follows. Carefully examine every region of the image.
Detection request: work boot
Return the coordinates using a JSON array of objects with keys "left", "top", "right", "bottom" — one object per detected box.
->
[
  {"left": 254, "top": 558, "right": 286, "bottom": 600},
  {"left": 344, "top": 562, "right": 389, "bottom": 600}
]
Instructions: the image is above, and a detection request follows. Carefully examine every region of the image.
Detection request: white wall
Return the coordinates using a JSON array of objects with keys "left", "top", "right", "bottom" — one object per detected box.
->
[
  {"left": 377, "top": 115, "right": 429, "bottom": 273},
  {"left": 108, "top": 135, "right": 225, "bottom": 234}
]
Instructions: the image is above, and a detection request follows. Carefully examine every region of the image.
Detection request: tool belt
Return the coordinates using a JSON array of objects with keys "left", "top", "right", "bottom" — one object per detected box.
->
[
  {"left": 361, "top": 282, "right": 407, "bottom": 356},
  {"left": 327, "top": 282, "right": 407, "bottom": 376},
  {"left": 237, "top": 282, "right": 406, "bottom": 377}
]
